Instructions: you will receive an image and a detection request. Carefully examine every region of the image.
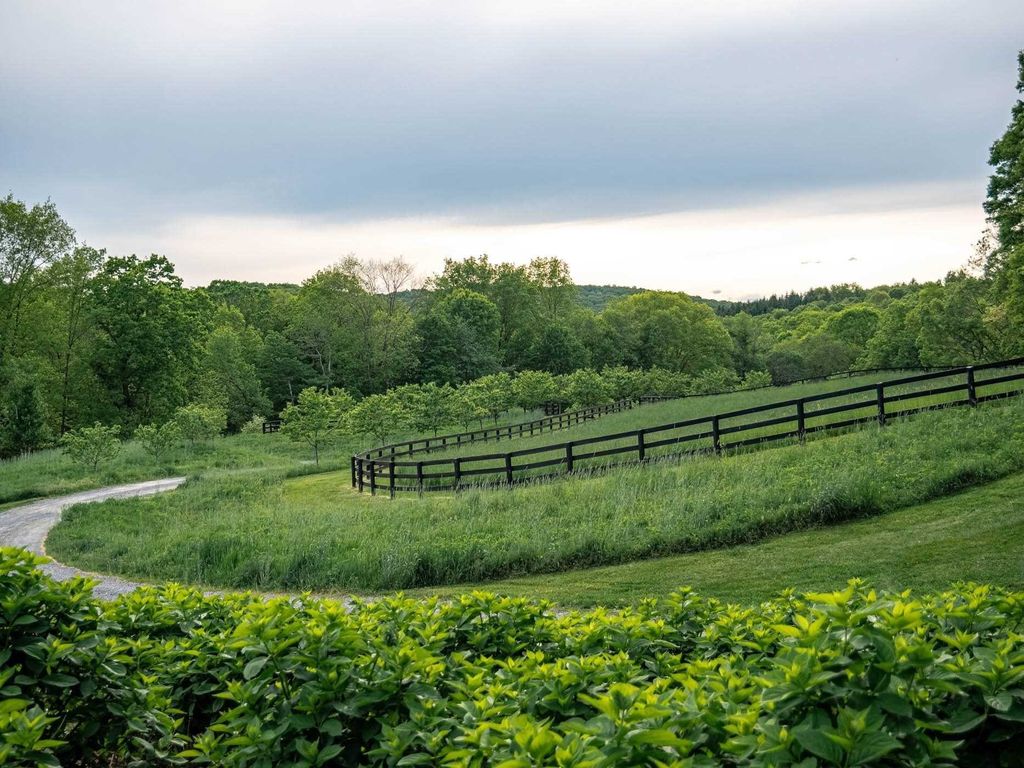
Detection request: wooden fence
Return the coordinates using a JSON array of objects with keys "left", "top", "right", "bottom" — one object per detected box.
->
[{"left": 352, "top": 358, "right": 1024, "bottom": 498}]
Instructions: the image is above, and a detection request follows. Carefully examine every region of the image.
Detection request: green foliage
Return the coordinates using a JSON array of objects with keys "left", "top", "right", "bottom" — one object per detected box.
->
[
  {"left": 0, "top": 377, "right": 49, "bottom": 458},
  {"left": 134, "top": 421, "right": 181, "bottom": 461},
  {"left": 561, "top": 367, "right": 613, "bottom": 409},
  {"left": 741, "top": 370, "right": 773, "bottom": 389},
  {"left": 985, "top": 50, "right": 1024, "bottom": 256},
  {"left": 173, "top": 403, "right": 226, "bottom": 446},
  {"left": 281, "top": 387, "right": 354, "bottom": 464},
  {"left": 239, "top": 414, "right": 267, "bottom": 435},
  {"left": 461, "top": 372, "right": 514, "bottom": 424},
  {"left": 3, "top": 547, "right": 1024, "bottom": 766},
  {"left": 602, "top": 291, "right": 735, "bottom": 373},
  {"left": 89, "top": 254, "right": 210, "bottom": 427},
  {"left": 347, "top": 392, "right": 406, "bottom": 445},
  {"left": 512, "top": 369, "right": 558, "bottom": 411},
  {"left": 61, "top": 422, "right": 121, "bottom": 471}
]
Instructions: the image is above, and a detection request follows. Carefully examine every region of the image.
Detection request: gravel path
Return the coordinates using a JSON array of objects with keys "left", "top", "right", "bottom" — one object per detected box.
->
[{"left": 0, "top": 477, "right": 186, "bottom": 600}]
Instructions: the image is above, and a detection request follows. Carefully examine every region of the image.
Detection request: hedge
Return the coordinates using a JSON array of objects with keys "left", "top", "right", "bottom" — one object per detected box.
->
[{"left": 2, "top": 547, "right": 1023, "bottom": 766}]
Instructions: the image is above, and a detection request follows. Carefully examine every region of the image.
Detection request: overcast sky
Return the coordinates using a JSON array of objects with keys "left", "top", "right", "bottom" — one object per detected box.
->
[{"left": 2, "top": 1, "right": 1022, "bottom": 299}]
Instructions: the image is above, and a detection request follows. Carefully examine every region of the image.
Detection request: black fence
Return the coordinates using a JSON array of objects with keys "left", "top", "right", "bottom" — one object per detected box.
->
[
  {"left": 352, "top": 358, "right": 1024, "bottom": 498},
  {"left": 262, "top": 419, "right": 281, "bottom": 434}
]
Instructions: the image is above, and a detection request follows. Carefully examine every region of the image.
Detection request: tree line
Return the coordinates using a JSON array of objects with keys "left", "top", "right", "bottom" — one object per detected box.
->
[{"left": 3, "top": 50, "right": 1024, "bottom": 459}]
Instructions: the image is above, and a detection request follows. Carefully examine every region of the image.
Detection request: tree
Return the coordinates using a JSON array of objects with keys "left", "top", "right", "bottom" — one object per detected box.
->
[
  {"left": 561, "top": 368, "right": 612, "bottom": 409},
  {"left": 395, "top": 382, "right": 457, "bottom": 436},
  {"left": 601, "top": 291, "right": 734, "bottom": 374},
  {"left": 512, "top": 370, "right": 558, "bottom": 412},
  {"left": 985, "top": 51, "right": 1024, "bottom": 260},
  {"left": 348, "top": 393, "right": 406, "bottom": 445},
  {"left": 61, "top": 423, "right": 121, "bottom": 471},
  {"left": 0, "top": 378, "right": 48, "bottom": 458},
  {"left": 0, "top": 195, "right": 76, "bottom": 362},
  {"left": 461, "top": 372, "right": 513, "bottom": 425},
  {"left": 258, "top": 330, "right": 315, "bottom": 413},
  {"left": 173, "top": 404, "right": 226, "bottom": 447},
  {"left": 280, "top": 387, "right": 354, "bottom": 465},
  {"left": 89, "top": 255, "right": 209, "bottom": 426},
  {"left": 823, "top": 305, "right": 881, "bottom": 350},
  {"left": 134, "top": 422, "right": 181, "bottom": 461},
  {"left": 911, "top": 275, "right": 1001, "bottom": 364},
  {"left": 42, "top": 247, "right": 105, "bottom": 434},
  {"left": 723, "top": 312, "right": 764, "bottom": 375},
  {"left": 453, "top": 386, "right": 488, "bottom": 430},
  {"left": 416, "top": 289, "right": 500, "bottom": 384},
  {"left": 201, "top": 308, "right": 271, "bottom": 431},
  {"left": 524, "top": 325, "right": 589, "bottom": 374},
  {"left": 984, "top": 51, "right": 1024, "bottom": 348}
]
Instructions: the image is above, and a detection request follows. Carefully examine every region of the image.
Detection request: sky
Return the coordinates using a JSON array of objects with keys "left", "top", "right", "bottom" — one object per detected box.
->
[{"left": 2, "top": 1, "right": 1022, "bottom": 299}]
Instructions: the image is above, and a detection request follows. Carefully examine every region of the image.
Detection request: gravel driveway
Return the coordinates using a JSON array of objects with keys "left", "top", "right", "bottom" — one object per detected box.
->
[{"left": 0, "top": 477, "right": 186, "bottom": 600}]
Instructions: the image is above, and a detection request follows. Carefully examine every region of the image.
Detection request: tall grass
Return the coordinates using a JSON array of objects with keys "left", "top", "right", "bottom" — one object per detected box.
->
[{"left": 48, "top": 399, "right": 1024, "bottom": 592}]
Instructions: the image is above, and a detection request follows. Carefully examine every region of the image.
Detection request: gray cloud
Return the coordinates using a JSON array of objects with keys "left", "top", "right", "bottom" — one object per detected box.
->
[{"left": 1, "top": 0, "right": 1021, "bottom": 230}]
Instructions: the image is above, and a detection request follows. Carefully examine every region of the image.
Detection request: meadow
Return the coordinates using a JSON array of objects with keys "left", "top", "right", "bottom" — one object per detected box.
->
[
  {"left": 0, "top": 407, "right": 551, "bottom": 505},
  {"left": 47, "top": 398, "right": 1024, "bottom": 594},
  {"left": 374, "top": 365, "right": 1024, "bottom": 491}
]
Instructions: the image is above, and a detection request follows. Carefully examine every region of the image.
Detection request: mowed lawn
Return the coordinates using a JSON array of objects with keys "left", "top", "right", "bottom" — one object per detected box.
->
[{"left": 408, "top": 471, "right": 1024, "bottom": 606}]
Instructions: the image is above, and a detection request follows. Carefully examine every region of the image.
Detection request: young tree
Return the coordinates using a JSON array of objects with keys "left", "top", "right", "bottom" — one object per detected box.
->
[
  {"left": 133, "top": 421, "right": 181, "bottom": 461},
  {"left": 453, "top": 385, "right": 488, "bottom": 430},
  {"left": 62, "top": 423, "right": 121, "bottom": 471},
  {"left": 562, "top": 368, "right": 612, "bottom": 409},
  {"left": 511, "top": 370, "right": 557, "bottom": 412},
  {"left": 173, "top": 404, "right": 226, "bottom": 447},
  {"left": 462, "top": 372, "right": 513, "bottom": 425},
  {"left": 394, "top": 382, "right": 457, "bottom": 436},
  {"left": 347, "top": 393, "right": 407, "bottom": 445},
  {"left": 280, "top": 387, "right": 354, "bottom": 465}
]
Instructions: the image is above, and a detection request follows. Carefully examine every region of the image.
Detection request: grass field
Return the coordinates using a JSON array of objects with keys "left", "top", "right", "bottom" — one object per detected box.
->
[
  {"left": 47, "top": 398, "right": 1024, "bottom": 593},
  {"left": 395, "top": 366, "right": 1024, "bottom": 490},
  {"left": 410, "top": 471, "right": 1024, "bottom": 605}
]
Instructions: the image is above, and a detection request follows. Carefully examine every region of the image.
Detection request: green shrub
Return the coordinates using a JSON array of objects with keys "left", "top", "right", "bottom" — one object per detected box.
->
[
  {"left": 3, "top": 548, "right": 1024, "bottom": 766},
  {"left": 60, "top": 423, "right": 121, "bottom": 471},
  {"left": 173, "top": 404, "right": 226, "bottom": 446},
  {"left": 134, "top": 421, "right": 181, "bottom": 460}
]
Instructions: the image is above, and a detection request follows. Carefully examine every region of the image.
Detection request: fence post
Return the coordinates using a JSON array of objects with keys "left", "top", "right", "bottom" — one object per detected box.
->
[
  {"left": 712, "top": 416, "right": 722, "bottom": 454},
  {"left": 416, "top": 461, "right": 424, "bottom": 496},
  {"left": 796, "top": 399, "right": 806, "bottom": 443},
  {"left": 637, "top": 429, "right": 646, "bottom": 462},
  {"left": 876, "top": 384, "right": 886, "bottom": 426},
  {"left": 350, "top": 456, "right": 356, "bottom": 488},
  {"left": 389, "top": 462, "right": 396, "bottom": 499},
  {"left": 357, "top": 458, "right": 364, "bottom": 492},
  {"left": 966, "top": 366, "right": 978, "bottom": 406},
  {"left": 369, "top": 460, "right": 377, "bottom": 496},
  {"left": 505, "top": 453, "right": 513, "bottom": 484},
  {"left": 565, "top": 442, "right": 575, "bottom": 473},
  {"left": 453, "top": 457, "right": 462, "bottom": 492}
]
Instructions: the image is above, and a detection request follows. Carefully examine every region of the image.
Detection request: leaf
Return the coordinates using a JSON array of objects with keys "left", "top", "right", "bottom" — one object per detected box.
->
[
  {"left": 848, "top": 731, "right": 901, "bottom": 766},
  {"left": 42, "top": 673, "right": 79, "bottom": 688},
  {"left": 243, "top": 656, "right": 269, "bottom": 680},
  {"left": 794, "top": 726, "right": 845, "bottom": 765}
]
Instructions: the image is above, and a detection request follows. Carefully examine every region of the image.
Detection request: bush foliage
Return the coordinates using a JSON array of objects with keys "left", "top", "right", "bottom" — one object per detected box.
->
[{"left": 2, "top": 548, "right": 1023, "bottom": 766}]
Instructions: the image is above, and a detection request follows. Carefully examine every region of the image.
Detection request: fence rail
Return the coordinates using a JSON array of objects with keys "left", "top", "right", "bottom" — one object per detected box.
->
[{"left": 351, "top": 358, "right": 1024, "bottom": 498}]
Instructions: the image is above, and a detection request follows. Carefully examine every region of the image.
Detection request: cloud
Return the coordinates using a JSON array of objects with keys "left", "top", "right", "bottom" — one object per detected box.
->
[{"left": 0, "top": 1, "right": 1017, "bottom": 292}]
